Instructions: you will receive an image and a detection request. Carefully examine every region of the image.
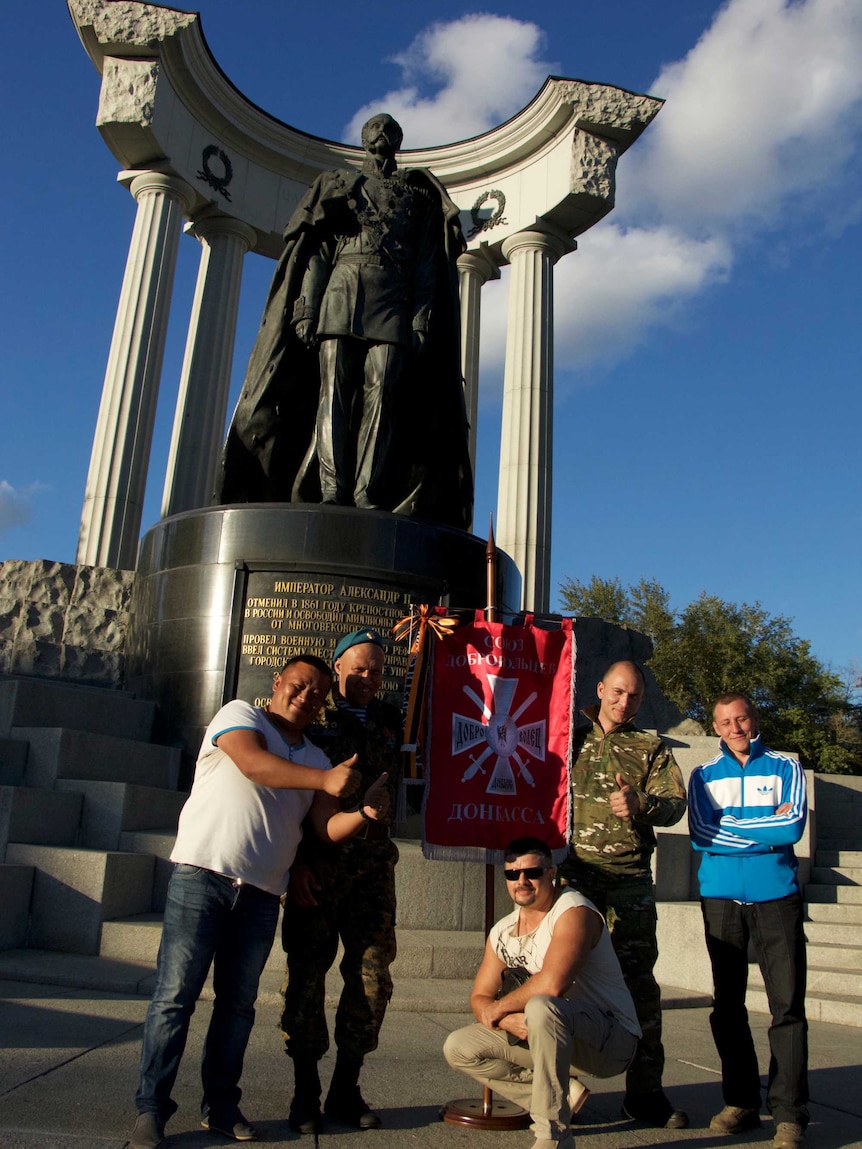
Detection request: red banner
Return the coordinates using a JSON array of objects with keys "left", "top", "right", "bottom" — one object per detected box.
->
[{"left": 422, "top": 613, "right": 575, "bottom": 862}]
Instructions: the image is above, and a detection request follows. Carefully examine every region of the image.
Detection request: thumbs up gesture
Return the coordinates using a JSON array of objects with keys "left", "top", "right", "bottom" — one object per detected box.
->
[{"left": 609, "top": 772, "right": 640, "bottom": 819}]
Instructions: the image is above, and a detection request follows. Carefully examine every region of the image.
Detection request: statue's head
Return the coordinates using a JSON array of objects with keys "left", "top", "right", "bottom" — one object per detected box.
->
[{"left": 360, "top": 113, "right": 404, "bottom": 158}]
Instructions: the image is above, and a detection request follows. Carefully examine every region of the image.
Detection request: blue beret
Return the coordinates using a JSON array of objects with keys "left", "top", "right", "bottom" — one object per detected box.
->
[{"left": 333, "top": 628, "right": 386, "bottom": 661}]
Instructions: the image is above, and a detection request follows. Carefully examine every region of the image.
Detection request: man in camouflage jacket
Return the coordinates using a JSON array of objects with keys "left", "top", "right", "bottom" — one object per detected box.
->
[
  {"left": 558, "top": 660, "right": 688, "bottom": 1130},
  {"left": 280, "top": 629, "right": 402, "bottom": 1134}
]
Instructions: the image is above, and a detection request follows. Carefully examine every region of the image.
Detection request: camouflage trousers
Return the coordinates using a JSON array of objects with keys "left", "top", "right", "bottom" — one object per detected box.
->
[
  {"left": 564, "top": 871, "right": 663, "bottom": 1095},
  {"left": 280, "top": 843, "right": 397, "bottom": 1062}
]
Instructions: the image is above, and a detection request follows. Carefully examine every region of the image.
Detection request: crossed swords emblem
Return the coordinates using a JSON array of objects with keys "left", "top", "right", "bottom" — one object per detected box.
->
[{"left": 451, "top": 675, "right": 547, "bottom": 795}]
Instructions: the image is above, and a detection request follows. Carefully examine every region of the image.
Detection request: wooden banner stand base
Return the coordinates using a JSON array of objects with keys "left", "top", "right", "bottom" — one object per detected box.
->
[{"left": 441, "top": 1094, "right": 531, "bottom": 1130}]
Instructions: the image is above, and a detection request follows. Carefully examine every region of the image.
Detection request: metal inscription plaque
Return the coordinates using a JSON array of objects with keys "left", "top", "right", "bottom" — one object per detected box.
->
[{"left": 235, "top": 571, "right": 413, "bottom": 706}]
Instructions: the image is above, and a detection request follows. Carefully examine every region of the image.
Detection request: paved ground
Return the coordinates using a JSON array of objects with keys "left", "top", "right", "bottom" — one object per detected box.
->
[{"left": 0, "top": 978, "right": 859, "bottom": 1149}]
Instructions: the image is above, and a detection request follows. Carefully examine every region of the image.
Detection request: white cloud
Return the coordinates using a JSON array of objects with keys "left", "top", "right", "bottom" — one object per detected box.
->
[
  {"left": 476, "top": 225, "right": 732, "bottom": 388},
  {"left": 554, "top": 224, "right": 733, "bottom": 371},
  {"left": 0, "top": 480, "right": 44, "bottom": 535},
  {"left": 347, "top": 1, "right": 862, "bottom": 384},
  {"left": 344, "top": 15, "right": 556, "bottom": 146},
  {"left": 631, "top": 0, "right": 862, "bottom": 228}
]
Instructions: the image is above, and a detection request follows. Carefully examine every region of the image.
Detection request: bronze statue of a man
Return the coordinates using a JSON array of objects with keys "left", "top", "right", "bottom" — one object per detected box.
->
[{"left": 218, "top": 113, "right": 472, "bottom": 530}]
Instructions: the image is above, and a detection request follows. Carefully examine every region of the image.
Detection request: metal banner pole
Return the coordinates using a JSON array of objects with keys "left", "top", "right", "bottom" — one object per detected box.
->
[{"left": 441, "top": 518, "right": 531, "bottom": 1130}]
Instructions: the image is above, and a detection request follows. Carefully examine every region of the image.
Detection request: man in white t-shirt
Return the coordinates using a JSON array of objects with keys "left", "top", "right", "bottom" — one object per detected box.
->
[
  {"left": 444, "top": 837, "right": 641, "bottom": 1149},
  {"left": 131, "top": 655, "right": 391, "bottom": 1149}
]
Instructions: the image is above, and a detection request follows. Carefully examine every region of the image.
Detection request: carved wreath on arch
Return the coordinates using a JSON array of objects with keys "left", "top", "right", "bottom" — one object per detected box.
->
[
  {"left": 467, "top": 189, "right": 507, "bottom": 239},
  {"left": 197, "top": 145, "right": 234, "bottom": 202}
]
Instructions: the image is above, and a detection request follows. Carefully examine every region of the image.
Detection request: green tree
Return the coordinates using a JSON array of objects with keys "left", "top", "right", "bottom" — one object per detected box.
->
[{"left": 559, "top": 576, "right": 861, "bottom": 774}]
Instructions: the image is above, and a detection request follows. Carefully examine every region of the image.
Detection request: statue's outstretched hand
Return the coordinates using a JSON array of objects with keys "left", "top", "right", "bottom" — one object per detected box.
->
[{"left": 295, "top": 319, "right": 317, "bottom": 347}]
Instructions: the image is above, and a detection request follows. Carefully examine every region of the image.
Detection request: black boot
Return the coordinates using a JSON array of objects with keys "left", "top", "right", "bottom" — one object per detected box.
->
[
  {"left": 288, "top": 1056, "right": 323, "bottom": 1135},
  {"left": 622, "top": 1089, "right": 689, "bottom": 1129},
  {"left": 324, "top": 1053, "right": 382, "bottom": 1129}
]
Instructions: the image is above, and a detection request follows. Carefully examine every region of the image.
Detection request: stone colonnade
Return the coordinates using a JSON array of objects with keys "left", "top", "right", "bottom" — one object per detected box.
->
[
  {"left": 76, "top": 182, "right": 577, "bottom": 612},
  {"left": 69, "top": 0, "right": 662, "bottom": 612}
]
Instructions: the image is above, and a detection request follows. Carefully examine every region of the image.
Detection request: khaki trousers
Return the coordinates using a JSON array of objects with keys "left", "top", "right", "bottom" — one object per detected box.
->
[{"left": 444, "top": 995, "right": 637, "bottom": 1141}]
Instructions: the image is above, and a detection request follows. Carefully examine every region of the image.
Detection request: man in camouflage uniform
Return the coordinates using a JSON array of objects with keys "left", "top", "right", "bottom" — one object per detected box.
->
[
  {"left": 558, "top": 660, "right": 688, "bottom": 1129},
  {"left": 280, "top": 629, "right": 402, "bottom": 1133}
]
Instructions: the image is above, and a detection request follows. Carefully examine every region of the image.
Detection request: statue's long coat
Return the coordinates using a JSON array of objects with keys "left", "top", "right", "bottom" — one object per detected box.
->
[{"left": 218, "top": 166, "right": 473, "bottom": 530}]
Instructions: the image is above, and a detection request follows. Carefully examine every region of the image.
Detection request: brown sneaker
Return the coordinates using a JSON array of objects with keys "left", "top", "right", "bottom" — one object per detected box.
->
[
  {"left": 130, "top": 1112, "right": 165, "bottom": 1149},
  {"left": 567, "top": 1077, "right": 590, "bottom": 1119},
  {"left": 709, "top": 1105, "right": 762, "bottom": 1134},
  {"left": 773, "top": 1121, "right": 806, "bottom": 1149}
]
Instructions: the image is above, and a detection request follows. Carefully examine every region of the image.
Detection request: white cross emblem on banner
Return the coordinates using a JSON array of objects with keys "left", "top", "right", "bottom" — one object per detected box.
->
[{"left": 451, "top": 674, "right": 547, "bottom": 795}]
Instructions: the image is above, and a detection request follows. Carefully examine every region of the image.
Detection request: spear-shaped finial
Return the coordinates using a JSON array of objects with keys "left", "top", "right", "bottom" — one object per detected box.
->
[{"left": 485, "top": 514, "right": 497, "bottom": 624}]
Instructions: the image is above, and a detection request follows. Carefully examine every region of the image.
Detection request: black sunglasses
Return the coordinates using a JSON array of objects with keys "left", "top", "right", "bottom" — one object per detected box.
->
[{"left": 504, "top": 866, "right": 546, "bottom": 881}]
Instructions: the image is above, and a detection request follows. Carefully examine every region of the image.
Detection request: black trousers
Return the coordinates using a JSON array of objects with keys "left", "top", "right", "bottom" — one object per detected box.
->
[{"left": 701, "top": 894, "right": 808, "bottom": 1127}]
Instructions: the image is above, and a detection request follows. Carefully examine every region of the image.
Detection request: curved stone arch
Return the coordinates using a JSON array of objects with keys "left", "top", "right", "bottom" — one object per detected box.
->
[{"left": 70, "top": 1, "right": 661, "bottom": 258}]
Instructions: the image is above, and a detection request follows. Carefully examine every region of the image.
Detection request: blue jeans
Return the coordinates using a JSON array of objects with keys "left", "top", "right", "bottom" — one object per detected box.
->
[
  {"left": 136, "top": 865, "right": 280, "bottom": 1124},
  {"left": 702, "top": 893, "right": 808, "bottom": 1127}
]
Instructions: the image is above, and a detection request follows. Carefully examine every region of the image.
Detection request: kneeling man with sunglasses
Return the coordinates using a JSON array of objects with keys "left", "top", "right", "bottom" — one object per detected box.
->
[{"left": 444, "top": 837, "right": 641, "bottom": 1149}]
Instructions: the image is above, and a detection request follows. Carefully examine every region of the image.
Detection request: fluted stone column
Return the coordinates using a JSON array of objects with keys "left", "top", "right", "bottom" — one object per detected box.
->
[
  {"left": 458, "top": 247, "right": 501, "bottom": 480},
  {"left": 496, "top": 229, "right": 574, "bottom": 614},
  {"left": 161, "top": 214, "right": 257, "bottom": 517},
  {"left": 77, "top": 170, "right": 195, "bottom": 570}
]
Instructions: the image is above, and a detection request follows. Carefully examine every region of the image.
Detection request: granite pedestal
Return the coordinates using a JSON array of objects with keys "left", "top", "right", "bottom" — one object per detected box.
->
[{"left": 125, "top": 504, "right": 491, "bottom": 782}]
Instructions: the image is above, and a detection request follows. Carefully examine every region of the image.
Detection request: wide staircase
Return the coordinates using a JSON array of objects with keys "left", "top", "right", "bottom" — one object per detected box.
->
[
  {"left": 794, "top": 773, "right": 862, "bottom": 1025},
  {"left": 1, "top": 676, "right": 860, "bottom": 1024},
  {"left": 0, "top": 675, "right": 487, "bottom": 1009}
]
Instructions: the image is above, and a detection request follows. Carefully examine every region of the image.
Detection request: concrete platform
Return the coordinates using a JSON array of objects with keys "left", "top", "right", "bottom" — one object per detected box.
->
[{"left": 0, "top": 973, "right": 859, "bottom": 1149}]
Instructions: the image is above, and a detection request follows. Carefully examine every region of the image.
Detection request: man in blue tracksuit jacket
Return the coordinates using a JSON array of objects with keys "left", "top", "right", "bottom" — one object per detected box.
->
[{"left": 688, "top": 692, "right": 808, "bottom": 1149}]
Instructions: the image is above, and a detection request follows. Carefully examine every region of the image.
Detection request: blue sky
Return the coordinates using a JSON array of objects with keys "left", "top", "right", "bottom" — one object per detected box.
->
[{"left": 1, "top": 0, "right": 860, "bottom": 681}]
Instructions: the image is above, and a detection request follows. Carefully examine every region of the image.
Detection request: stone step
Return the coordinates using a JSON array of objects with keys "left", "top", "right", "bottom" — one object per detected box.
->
[
  {"left": 118, "top": 830, "right": 176, "bottom": 910},
  {"left": 100, "top": 912, "right": 487, "bottom": 985},
  {"left": 749, "top": 959, "right": 859, "bottom": 998},
  {"left": 0, "top": 944, "right": 710, "bottom": 1016},
  {"left": 0, "top": 785, "right": 82, "bottom": 851},
  {"left": 812, "top": 778, "right": 862, "bottom": 846},
  {"left": 810, "top": 865, "right": 862, "bottom": 886},
  {"left": 0, "top": 947, "right": 158, "bottom": 996},
  {"left": 745, "top": 984, "right": 862, "bottom": 1027},
  {"left": 10, "top": 726, "right": 181, "bottom": 790},
  {"left": 54, "top": 780, "right": 185, "bottom": 851},
  {"left": 816, "top": 850, "right": 862, "bottom": 868},
  {"left": 99, "top": 912, "right": 164, "bottom": 963},
  {"left": 119, "top": 829, "right": 176, "bottom": 858},
  {"left": 806, "top": 964, "right": 862, "bottom": 996},
  {"left": 0, "top": 677, "right": 156, "bottom": 741},
  {"left": 0, "top": 737, "right": 28, "bottom": 785},
  {"left": 0, "top": 863, "right": 34, "bottom": 950},
  {"left": 0, "top": 944, "right": 477, "bottom": 1010},
  {"left": 805, "top": 941, "right": 862, "bottom": 970},
  {"left": 390, "top": 839, "right": 509, "bottom": 932},
  {"left": 108, "top": 836, "right": 504, "bottom": 930},
  {"left": 4, "top": 843, "right": 155, "bottom": 955},
  {"left": 802, "top": 919, "right": 862, "bottom": 946},
  {"left": 804, "top": 901, "right": 862, "bottom": 925},
  {"left": 805, "top": 883, "right": 862, "bottom": 904},
  {"left": 392, "top": 929, "right": 486, "bottom": 980}
]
